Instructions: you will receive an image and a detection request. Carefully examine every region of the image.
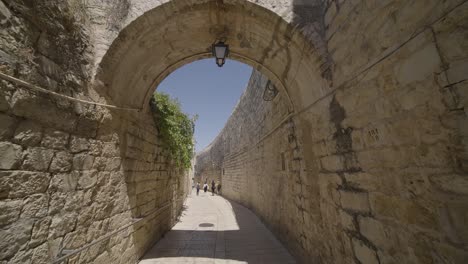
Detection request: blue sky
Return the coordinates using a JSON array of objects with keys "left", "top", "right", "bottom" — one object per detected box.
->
[{"left": 156, "top": 59, "right": 252, "bottom": 152}]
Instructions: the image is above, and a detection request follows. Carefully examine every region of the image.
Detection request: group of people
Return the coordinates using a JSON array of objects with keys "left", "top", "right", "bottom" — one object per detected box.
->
[{"left": 195, "top": 179, "right": 221, "bottom": 196}]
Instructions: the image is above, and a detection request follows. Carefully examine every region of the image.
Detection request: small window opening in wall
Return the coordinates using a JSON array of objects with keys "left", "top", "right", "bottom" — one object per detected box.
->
[{"left": 281, "top": 152, "right": 286, "bottom": 171}]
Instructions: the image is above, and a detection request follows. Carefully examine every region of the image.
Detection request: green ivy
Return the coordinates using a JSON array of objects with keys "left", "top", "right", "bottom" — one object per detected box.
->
[{"left": 150, "top": 92, "right": 196, "bottom": 169}]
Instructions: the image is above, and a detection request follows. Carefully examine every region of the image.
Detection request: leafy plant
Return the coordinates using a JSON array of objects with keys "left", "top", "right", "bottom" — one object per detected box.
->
[{"left": 150, "top": 92, "right": 196, "bottom": 169}]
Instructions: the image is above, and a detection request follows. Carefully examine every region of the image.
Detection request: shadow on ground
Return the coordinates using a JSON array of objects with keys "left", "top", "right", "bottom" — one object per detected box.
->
[{"left": 138, "top": 192, "right": 296, "bottom": 264}]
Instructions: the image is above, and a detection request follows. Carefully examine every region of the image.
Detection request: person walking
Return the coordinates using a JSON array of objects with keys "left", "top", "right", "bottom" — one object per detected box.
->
[
  {"left": 217, "top": 181, "right": 221, "bottom": 195},
  {"left": 203, "top": 182, "right": 208, "bottom": 193},
  {"left": 211, "top": 180, "right": 216, "bottom": 196},
  {"left": 196, "top": 182, "right": 200, "bottom": 196}
]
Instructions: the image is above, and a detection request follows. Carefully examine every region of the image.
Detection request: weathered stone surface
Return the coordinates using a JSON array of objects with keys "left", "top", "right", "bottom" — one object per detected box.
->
[
  {"left": 13, "top": 121, "right": 42, "bottom": 147},
  {"left": 0, "top": 200, "right": 22, "bottom": 227},
  {"left": 0, "top": 171, "right": 50, "bottom": 199},
  {"left": 430, "top": 174, "right": 468, "bottom": 195},
  {"left": 352, "top": 238, "right": 379, "bottom": 264},
  {"left": 339, "top": 190, "right": 370, "bottom": 213},
  {"left": 358, "top": 217, "right": 389, "bottom": 250},
  {"left": 105, "top": 157, "right": 121, "bottom": 171},
  {"left": 0, "top": 142, "right": 22, "bottom": 169},
  {"left": 50, "top": 151, "right": 72, "bottom": 173},
  {"left": 72, "top": 154, "right": 94, "bottom": 171},
  {"left": 30, "top": 218, "right": 51, "bottom": 248},
  {"left": 0, "top": 114, "right": 16, "bottom": 140},
  {"left": 22, "top": 147, "right": 54, "bottom": 171},
  {"left": 49, "top": 213, "right": 77, "bottom": 239},
  {"left": 31, "top": 243, "right": 49, "bottom": 264},
  {"left": 0, "top": 0, "right": 11, "bottom": 24},
  {"left": 0, "top": 219, "right": 34, "bottom": 260},
  {"left": 1, "top": 0, "right": 467, "bottom": 263},
  {"left": 41, "top": 130, "right": 69, "bottom": 150},
  {"left": 10, "top": 90, "right": 76, "bottom": 132},
  {"left": 49, "top": 173, "right": 78, "bottom": 192},
  {"left": 70, "top": 136, "right": 90, "bottom": 153},
  {"left": 20, "top": 194, "right": 48, "bottom": 218},
  {"left": 76, "top": 170, "right": 98, "bottom": 190},
  {"left": 339, "top": 210, "right": 355, "bottom": 231}
]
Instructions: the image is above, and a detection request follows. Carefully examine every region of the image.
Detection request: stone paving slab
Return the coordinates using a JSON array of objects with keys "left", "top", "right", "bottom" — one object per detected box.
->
[{"left": 139, "top": 191, "right": 296, "bottom": 264}]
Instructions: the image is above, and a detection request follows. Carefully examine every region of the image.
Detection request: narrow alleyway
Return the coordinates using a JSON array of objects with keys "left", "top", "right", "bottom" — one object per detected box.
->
[{"left": 139, "top": 191, "right": 296, "bottom": 264}]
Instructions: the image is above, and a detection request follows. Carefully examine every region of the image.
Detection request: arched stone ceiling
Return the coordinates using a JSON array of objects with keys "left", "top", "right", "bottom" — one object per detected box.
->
[{"left": 91, "top": 0, "right": 329, "bottom": 112}]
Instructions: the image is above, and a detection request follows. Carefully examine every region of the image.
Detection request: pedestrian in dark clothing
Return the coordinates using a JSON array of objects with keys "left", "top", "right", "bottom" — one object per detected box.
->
[
  {"left": 196, "top": 182, "right": 200, "bottom": 196},
  {"left": 217, "top": 182, "right": 221, "bottom": 195},
  {"left": 211, "top": 180, "right": 216, "bottom": 195},
  {"left": 203, "top": 183, "right": 208, "bottom": 193}
]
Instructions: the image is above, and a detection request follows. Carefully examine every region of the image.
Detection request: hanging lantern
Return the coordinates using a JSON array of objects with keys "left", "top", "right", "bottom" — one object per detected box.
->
[{"left": 212, "top": 41, "right": 229, "bottom": 67}]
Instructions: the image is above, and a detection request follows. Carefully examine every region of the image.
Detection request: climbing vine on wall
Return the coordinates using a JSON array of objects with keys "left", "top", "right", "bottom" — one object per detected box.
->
[{"left": 150, "top": 92, "right": 196, "bottom": 169}]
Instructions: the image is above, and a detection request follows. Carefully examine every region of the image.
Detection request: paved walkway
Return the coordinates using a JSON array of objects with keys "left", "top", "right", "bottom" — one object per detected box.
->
[{"left": 139, "top": 190, "right": 296, "bottom": 264}]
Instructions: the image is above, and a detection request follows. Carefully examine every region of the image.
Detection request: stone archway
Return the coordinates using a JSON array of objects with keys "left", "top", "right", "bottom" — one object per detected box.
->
[
  {"left": 92, "top": 0, "right": 328, "bottom": 113},
  {"left": 90, "top": 1, "right": 330, "bottom": 261},
  {"left": 0, "top": 0, "right": 467, "bottom": 263}
]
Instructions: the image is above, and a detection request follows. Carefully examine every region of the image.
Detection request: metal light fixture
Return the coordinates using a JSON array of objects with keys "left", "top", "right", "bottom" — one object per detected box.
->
[
  {"left": 212, "top": 41, "right": 229, "bottom": 67},
  {"left": 262, "top": 80, "right": 278, "bottom": 101}
]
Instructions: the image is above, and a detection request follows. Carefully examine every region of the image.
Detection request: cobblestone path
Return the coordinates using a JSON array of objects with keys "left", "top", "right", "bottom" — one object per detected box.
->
[{"left": 139, "top": 190, "right": 296, "bottom": 264}]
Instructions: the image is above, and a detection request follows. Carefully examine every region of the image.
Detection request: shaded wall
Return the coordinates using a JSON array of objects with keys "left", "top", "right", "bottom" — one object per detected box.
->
[
  {"left": 196, "top": 1, "right": 468, "bottom": 263},
  {"left": 0, "top": 1, "right": 190, "bottom": 263}
]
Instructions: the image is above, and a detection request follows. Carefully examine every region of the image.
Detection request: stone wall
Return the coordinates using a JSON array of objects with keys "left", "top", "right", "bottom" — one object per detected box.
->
[
  {"left": 196, "top": 1, "right": 468, "bottom": 263},
  {"left": 0, "top": 1, "right": 190, "bottom": 263},
  {"left": 1, "top": 0, "right": 467, "bottom": 264}
]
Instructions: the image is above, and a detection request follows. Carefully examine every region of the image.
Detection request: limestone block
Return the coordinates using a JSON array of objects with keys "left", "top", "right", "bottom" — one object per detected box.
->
[
  {"left": 20, "top": 194, "right": 48, "bottom": 218},
  {"left": 36, "top": 55, "right": 64, "bottom": 81},
  {"left": 0, "top": 141, "right": 22, "bottom": 169},
  {"left": 102, "top": 142, "right": 119, "bottom": 157},
  {"left": 432, "top": 241, "right": 468, "bottom": 264},
  {"left": 8, "top": 249, "right": 33, "bottom": 264},
  {"left": 105, "top": 157, "right": 121, "bottom": 171},
  {"left": 75, "top": 116, "right": 99, "bottom": 138},
  {"left": 30, "top": 218, "right": 51, "bottom": 248},
  {"left": 76, "top": 204, "right": 94, "bottom": 227},
  {"left": 89, "top": 139, "right": 102, "bottom": 156},
  {"left": 370, "top": 193, "right": 438, "bottom": 229},
  {"left": 0, "top": 88, "right": 10, "bottom": 112},
  {"left": 440, "top": 202, "right": 468, "bottom": 245},
  {"left": 73, "top": 153, "right": 95, "bottom": 171},
  {"left": 13, "top": 121, "right": 43, "bottom": 147},
  {"left": 339, "top": 209, "right": 355, "bottom": 231},
  {"left": 320, "top": 155, "right": 343, "bottom": 171},
  {"left": 0, "top": 0, "right": 11, "bottom": 23},
  {"left": 430, "top": 174, "right": 468, "bottom": 195},
  {"left": 49, "top": 172, "right": 78, "bottom": 192},
  {"left": 70, "top": 136, "right": 90, "bottom": 153},
  {"left": 77, "top": 170, "right": 98, "bottom": 189},
  {"left": 0, "top": 219, "right": 34, "bottom": 260},
  {"left": 11, "top": 89, "right": 76, "bottom": 132},
  {"left": 0, "top": 171, "right": 50, "bottom": 199},
  {"left": 92, "top": 156, "right": 107, "bottom": 170},
  {"left": 47, "top": 237, "right": 63, "bottom": 262},
  {"left": 358, "top": 216, "right": 390, "bottom": 250},
  {"left": 49, "top": 213, "right": 77, "bottom": 238},
  {"left": 41, "top": 130, "right": 69, "bottom": 150},
  {"left": 0, "top": 199, "right": 22, "bottom": 227},
  {"left": 352, "top": 238, "right": 379, "bottom": 264},
  {"left": 339, "top": 190, "right": 370, "bottom": 213},
  {"left": 31, "top": 242, "right": 49, "bottom": 264},
  {"left": 22, "top": 147, "right": 54, "bottom": 171},
  {"left": 394, "top": 42, "right": 441, "bottom": 86},
  {"left": 50, "top": 151, "right": 73, "bottom": 173},
  {"left": 0, "top": 113, "right": 15, "bottom": 140},
  {"left": 446, "top": 58, "right": 468, "bottom": 84},
  {"left": 63, "top": 230, "right": 87, "bottom": 249}
]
